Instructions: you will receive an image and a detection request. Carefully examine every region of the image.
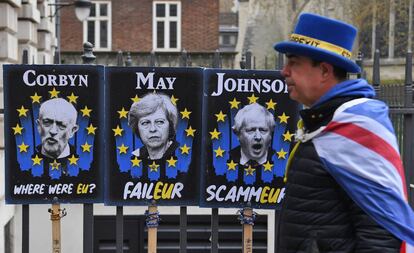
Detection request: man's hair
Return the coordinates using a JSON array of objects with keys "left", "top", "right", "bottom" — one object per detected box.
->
[
  {"left": 310, "top": 59, "right": 348, "bottom": 81},
  {"left": 38, "top": 98, "right": 78, "bottom": 124},
  {"left": 128, "top": 93, "right": 178, "bottom": 139},
  {"left": 232, "top": 103, "right": 275, "bottom": 135}
]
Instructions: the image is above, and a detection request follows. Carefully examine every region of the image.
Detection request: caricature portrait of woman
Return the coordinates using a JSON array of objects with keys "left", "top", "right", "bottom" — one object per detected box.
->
[{"left": 128, "top": 93, "right": 179, "bottom": 161}]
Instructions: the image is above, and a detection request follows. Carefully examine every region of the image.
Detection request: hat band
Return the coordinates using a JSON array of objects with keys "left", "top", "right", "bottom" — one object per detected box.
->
[{"left": 290, "top": 33, "right": 352, "bottom": 59}]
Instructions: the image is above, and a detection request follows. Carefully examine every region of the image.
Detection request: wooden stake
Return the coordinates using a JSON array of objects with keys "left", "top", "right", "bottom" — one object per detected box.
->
[
  {"left": 242, "top": 207, "right": 253, "bottom": 253},
  {"left": 50, "top": 203, "right": 61, "bottom": 253},
  {"left": 147, "top": 203, "right": 158, "bottom": 253}
]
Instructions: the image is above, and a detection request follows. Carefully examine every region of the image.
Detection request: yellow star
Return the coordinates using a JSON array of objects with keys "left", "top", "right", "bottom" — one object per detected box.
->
[
  {"left": 263, "top": 161, "right": 273, "bottom": 172},
  {"left": 170, "top": 95, "right": 179, "bottom": 105},
  {"left": 215, "top": 111, "right": 226, "bottom": 122},
  {"left": 112, "top": 125, "right": 124, "bottom": 137},
  {"left": 80, "top": 106, "right": 92, "bottom": 117},
  {"left": 227, "top": 160, "right": 238, "bottom": 171},
  {"left": 283, "top": 131, "right": 294, "bottom": 142},
  {"left": 67, "top": 92, "right": 78, "bottom": 104},
  {"left": 18, "top": 142, "right": 29, "bottom": 153},
  {"left": 117, "top": 144, "right": 128, "bottom": 154},
  {"left": 17, "top": 106, "right": 28, "bottom": 117},
  {"left": 214, "top": 146, "right": 225, "bottom": 157},
  {"left": 185, "top": 126, "right": 196, "bottom": 137},
  {"left": 229, "top": 98, "right": 240, "bottom": 109},
  {"left": 180, "top": 108, "right": 192, "bottom": 119},
  {"left": 86, "top": 124, "right": 97, "bottom": 135},
  {"left": 166, "top": 156, "right": 177, "bottom": 167},
  {"left": 117, "top": 107, "right": 128, "bottom": 119},
  {"left": 49, "top": 88, "right": 60, "bottom": 98},
  {"left": 81, "top": 142, "right": 92, "bottom": 153},
  {"left": 50, "top": 160, "right": 61, "bottom": 170},
  {"left": 131, "top": 156, "right": 142, "bottom": 167},
  {"left": 209, "top": 128, "right": 221, "bottom": 140},
  {"left": 30, "top": 93, "right": 42, "bottom": 104},
  {"left": 131, "top": 95, "right": 140, "bottom": 103},
  {"left": 12, "top": 124, "right": 23, "bottom": 135},
  {"left": 68, "top": 155, "right": 79, "bottom": 165},
  {"left": 31, "top": 155, "right": 42, "bottom": 166},
  {"left": 278, "top": 113, "right": 290, "bottom": 124},
  {"left": 244, "top": 165, "right": 256, "bottom": 176},
  {"left": 180, "top": 144, "right": 191, "bottom": 155},
  {"left": 266, "top": 99, "right": 277, "bottom": 110},
  {"left": 247, "top": 94, "right": 259, "bottom": 104},
  {"left": 149, "top": 161, "right": 159, "bottom": 172},
  {"left": 277, "top": 148, "right": 288, "bottom": 159}
]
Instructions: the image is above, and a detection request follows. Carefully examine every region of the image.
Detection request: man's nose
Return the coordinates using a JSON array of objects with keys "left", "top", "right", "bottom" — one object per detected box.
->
[
  {"left": 281, "top": 65, "right": 290, "bottom": 77},
  {"left": 253, "top": 129, "right": 262, "bottom": 140},
  {"left": 49, "top": 123, "right": 58, "bottom": 135}
]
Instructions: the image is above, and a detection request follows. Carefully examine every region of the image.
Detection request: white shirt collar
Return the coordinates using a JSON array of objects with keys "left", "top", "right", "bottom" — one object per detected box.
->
[{"left": 240, "top": 149, "right": 268, "bottom": 165}]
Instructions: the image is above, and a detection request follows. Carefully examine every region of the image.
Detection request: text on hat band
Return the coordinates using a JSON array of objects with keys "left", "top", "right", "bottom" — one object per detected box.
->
[{"left": 290, "top": 33, "right": 352, "bottom": 59}]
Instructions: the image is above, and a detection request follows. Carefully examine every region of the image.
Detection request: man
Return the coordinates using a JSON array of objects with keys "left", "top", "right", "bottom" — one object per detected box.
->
[
  {"left": 274, "top": 13, "right": 414, "bottom": 252},
  {"left": 35, "top": 98, "right": 79, "bottom": 177},
  {"left": 37, "top": 98, "right": 79, "bottom": 159},
  {"left": 229, "top": 103, "right": 275, "bottom": 183}
]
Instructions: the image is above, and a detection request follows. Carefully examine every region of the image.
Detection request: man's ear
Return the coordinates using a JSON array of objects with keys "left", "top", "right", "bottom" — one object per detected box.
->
[
  {"left": 69, "top": 124, "right": 79, "bottom": 138},
  {"left": 319, "top": 62, "right": 334, "bottom": 80}
]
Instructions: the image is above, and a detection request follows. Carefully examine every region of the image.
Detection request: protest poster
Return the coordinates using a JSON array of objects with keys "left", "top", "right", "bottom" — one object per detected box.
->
[
  {"left": 105, "top": 67, "right": 203, "bottom": 206},
  {"left": 200, "top": 69, "right": 298, "bottom": 209},
  {"left": 4, "top": 65, "right": 104, "bottom": 203}
]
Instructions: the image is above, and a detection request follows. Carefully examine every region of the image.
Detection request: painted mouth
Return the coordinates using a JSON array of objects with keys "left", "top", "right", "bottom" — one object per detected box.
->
[
  {"left": 46, "top": 138, "right": 57, "bottom": 144},
  {"left": 252, "top": 143, "right": 262, "bottom": 151}
]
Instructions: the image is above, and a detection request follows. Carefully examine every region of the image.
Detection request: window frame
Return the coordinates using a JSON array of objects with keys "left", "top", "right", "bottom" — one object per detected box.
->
[
  {"left": 82, "top": 1, "right": 112, "bottom": 51},
  {"left": 152, "top": 1, "right": 181, "bottom": 52}
]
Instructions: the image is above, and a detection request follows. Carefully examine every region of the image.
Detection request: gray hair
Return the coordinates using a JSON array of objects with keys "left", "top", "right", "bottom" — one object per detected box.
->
[
  {"left": 128, "top": 93, "right": 178, "bottom": 138},
  {"left": 39, "top": 98, "right": 78, "bottom": 124},
  {"left": 232, "top": 103, "right": 275, "bottom": 135}
]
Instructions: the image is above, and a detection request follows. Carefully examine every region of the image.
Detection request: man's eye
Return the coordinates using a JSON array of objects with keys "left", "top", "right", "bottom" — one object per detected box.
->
[
  {"left": 57, "top": 124, "right": 67, "bottom": 130},
  {"left": 140, "top": 121, "right": 149, "bottom": 126},
  {"left": 42, "top": 120, "right": 52, "bottom": 126},
  {"left": 260, "top": 128, "right": 268, "bottom": 134}
]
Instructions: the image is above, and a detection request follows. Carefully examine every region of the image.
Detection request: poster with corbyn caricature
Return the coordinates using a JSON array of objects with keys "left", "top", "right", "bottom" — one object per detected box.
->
[
  {"left": 4, "top": 65, "right": 104, "bottom": 204},
  {"left": 200, "top": 69, "right": 299, "bottom": 209},
  {"left": 105, "top": 67, "right": 203, "bottom": 206}
]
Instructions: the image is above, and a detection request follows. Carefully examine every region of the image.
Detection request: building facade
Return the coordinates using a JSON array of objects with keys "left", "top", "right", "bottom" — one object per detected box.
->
[{"left": 59, "top": 0, "right": 239, "bottom": 68}]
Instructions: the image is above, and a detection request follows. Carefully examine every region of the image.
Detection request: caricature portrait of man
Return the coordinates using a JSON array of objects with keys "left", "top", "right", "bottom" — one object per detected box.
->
[
  {"left": 36, "top": 98, "right": 79, "bottom": 159},
  {"left": 128, "top": 93, "right": 179, "bottom": 161},
  {"left": 230, "top": 103, "right": 275, "bottom": 168}
]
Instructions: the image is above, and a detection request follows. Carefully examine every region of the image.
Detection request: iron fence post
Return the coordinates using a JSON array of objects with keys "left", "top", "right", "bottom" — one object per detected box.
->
[
  {"left": 125, "top": 52, "right": 132, "bottom": 66},
  {"left": 22, "top": 50, "right": 30, "bottom": 253},
  {"left": 82, "top": 41, "right": 95, "bottom": 253},
  {"left": 179, "top": 49, "right": 188, "bottom": 253},
  {"left": 372, "top": 49, "right": 381, "bottom": 98},
  {"left": 403, "top": 51, "right": 414, "bottom": 207},
  {"left": 210, "top": 50, "right": 221, "bottom": 253}
]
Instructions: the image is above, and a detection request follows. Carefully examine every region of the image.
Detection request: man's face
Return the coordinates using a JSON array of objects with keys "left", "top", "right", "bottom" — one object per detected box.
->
[
  {"left": 239, "top": 113, "right": 272, "bottom": 161},
  {"left": 138, "top": 108, "right": 170, "bottom": 150},
  {"left": 281, "top": 55, "right": 324, "bottom": 106},
  {"left": 37, "top": 108, "right": 78, "bottom": 159}
]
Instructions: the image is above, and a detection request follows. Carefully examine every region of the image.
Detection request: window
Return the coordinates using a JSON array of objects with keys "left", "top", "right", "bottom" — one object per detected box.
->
[
  {"left": 83, "top": 1, "right": 111, "bottom": 51},
  {"left": 153, "top": 1, "right": 181, "bottom": 52}
]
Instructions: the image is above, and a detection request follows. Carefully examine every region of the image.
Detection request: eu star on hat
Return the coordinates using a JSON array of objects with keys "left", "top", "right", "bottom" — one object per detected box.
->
[{"left": 274, "top": 13, "right": 361, "bottom": 73}]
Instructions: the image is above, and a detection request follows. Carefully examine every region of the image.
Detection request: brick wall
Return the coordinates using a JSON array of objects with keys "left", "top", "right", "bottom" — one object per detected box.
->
[{"left": 61, "top": 0, "right": 219, "bottom": 52}]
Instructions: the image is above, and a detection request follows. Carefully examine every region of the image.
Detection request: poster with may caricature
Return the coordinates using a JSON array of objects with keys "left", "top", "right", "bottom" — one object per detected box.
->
[
  {"left": 200, "top": 69, "right": 299, "bottom": 209},
  {"left": 105, "top": 67, "right": 203, "bottom": 206},
  {"left": 4, "top": 65, "right": 104, "bottom": 204}
]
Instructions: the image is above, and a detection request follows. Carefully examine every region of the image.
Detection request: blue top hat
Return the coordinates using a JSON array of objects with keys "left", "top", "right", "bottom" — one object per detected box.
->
[{"left": 274, "top": 13, "right": 361, "bottom": 73}]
